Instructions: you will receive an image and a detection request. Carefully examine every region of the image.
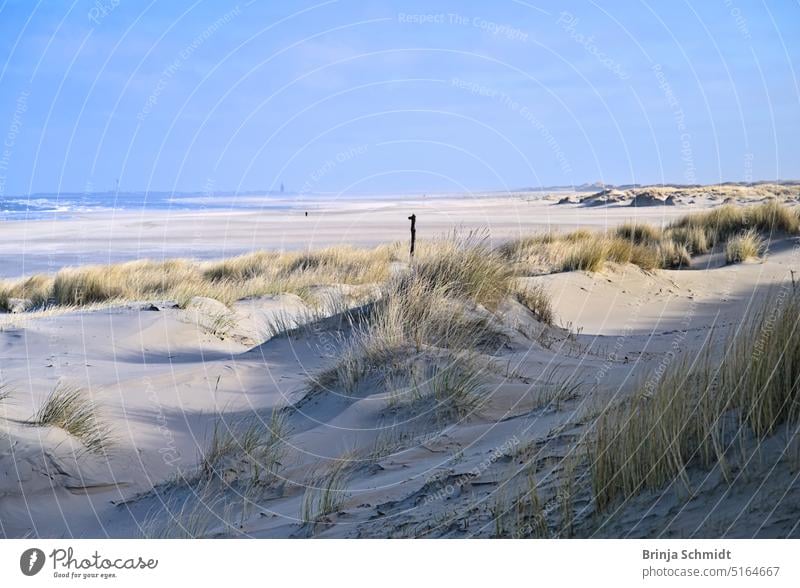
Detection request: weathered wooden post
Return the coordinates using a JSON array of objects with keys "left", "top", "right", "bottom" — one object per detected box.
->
[{"left": 408, "top": 213, "right": 416, "bottom": 259}]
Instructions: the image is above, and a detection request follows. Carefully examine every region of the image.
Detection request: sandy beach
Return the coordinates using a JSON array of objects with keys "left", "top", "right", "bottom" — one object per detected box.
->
[
  {"left": 4, "top": 2, "right": 800, "bottom": 582},
  {"left": 0, "top": 193, "right": 724, "bottom": 278},
  {"left": 2, "top": 186, "right": 800, "bottom": 539}
]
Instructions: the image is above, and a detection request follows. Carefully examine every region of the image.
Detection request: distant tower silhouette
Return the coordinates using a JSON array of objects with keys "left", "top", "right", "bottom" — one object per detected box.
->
[{"left": 280, "top": 182, "right": 285, "bottom": 193}]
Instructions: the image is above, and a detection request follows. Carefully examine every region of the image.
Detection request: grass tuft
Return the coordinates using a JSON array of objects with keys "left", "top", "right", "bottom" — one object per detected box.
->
[
  {"left": 591, "top": 287, "right": 800, "bottom": 512},
  {"left": 514, "top": 282, "right": 554, "bottom": 325},
  {"left": 561, "top": 239, "right": 606, "bottom": 272},
  {"left": 311, "top": 234, "right": 511, "bottom": 395},
  {"left": 429, "top": 356, "right": 486, "bottom": 422},
  {"left": 199, "top": 410, "right": 288, "bottom": 487},
  {"left": 669, "top": 200, "right": 799, "bottom": 244},
  {"left": 491, "top": 472, "right": 551, "bottom": 538},
  {"left": 657, "top": 240, "right": 692, "bottom": 269},
  {"left": 664, "top": 226, "right": 714, "bottom": 255},
  {"left": 725, "top": 229, "right": 764, "bottom": 264},
  {"left": 615, "top": 222, "right": 663, "bottom": 245},
  {"left": 32, "top": 383, "right": 111, "bottom": 454},
  {"left": 301, "top": 456, "right": 353, "bottom": 524},
  {"left": 410, "top": 231, "right": 513, "bottom": 309}
]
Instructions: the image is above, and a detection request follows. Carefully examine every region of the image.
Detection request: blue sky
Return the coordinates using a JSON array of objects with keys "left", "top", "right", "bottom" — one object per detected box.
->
[{"left": 0, "top": 0, "right": 798, "bottom": 196}]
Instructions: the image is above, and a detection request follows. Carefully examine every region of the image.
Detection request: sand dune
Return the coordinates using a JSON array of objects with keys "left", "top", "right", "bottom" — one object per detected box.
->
[{"left": 2, "top": 194, "right": 800, "bottom": 538}]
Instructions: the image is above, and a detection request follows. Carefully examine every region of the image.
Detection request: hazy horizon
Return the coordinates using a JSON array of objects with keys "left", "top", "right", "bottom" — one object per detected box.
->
[{"left": 5, "top": 177, "right": 800, "bottom": 200}]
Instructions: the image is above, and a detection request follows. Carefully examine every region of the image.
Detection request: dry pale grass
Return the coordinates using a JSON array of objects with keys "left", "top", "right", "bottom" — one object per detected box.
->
[
  {"left": 136, "top": 410, "right": 288, "bottom": 538},
  {"left": 502, "top": 202, "right": 799, "bottom": 275},
  {"left": 0, "top": 245, "right": 397, "bottom": 311},
  {"left": 3, "top": 202, "right": 798, "bottom": 315},
  {"left": 501, "top": 231, "right": 665, "bottom": 273},
  {"left": 0, "top": 275, "right": 52, "bottom": 310},
  {"left": 301, "top": 455, "right": 353, "bottom": 524},
  {"left": 615, "top": 222, "right": 663, "bottom": 245},
  {"left": 557, "top": 455, "right": 578, "bottom": 538},
  {"left": 31, "top": 383, "right": 111, "bottom": 454},
  {"left": 725, "top": 229, "right": 764, "bottom": 264},
  {"left": 591, "top": 287, "right": 800, "bottom": 511},
  {"left": 669, "top": 200, "right": 799, "bottom": 244},
  {"left": 564, "top": 228, "right": 593, "bottom": 242},
  {"left": 664, "top": 225, "right": 714, "bottom": 255},
  {"left": 199, "top": 410, "right": 288, "bottom": 488},
  {"left": 656, "top": 183, "right": 800, "bottom": 202},
  {"left": 427, "top": 355, "right": 486, "bottom": 421},
  {"left": 311, "top": 234, "right": 513, "bottom": 394},
  {"left": 531, "top": 366, "right": 582, "bottom": 411},
  {"left": 656, "top": 240, "right": 691, "bottom": 269},
  {"left": 497, "top": 234, "right": 555, "bottom": 259},
  {"left": 514, "top": 282, "right": 554, "bottom": 325},
  {"left": 560, "top": 236, "right": 661, "bottom": 272},
  {"left": 559, "top": 238, "right": 606, "bottom": 272},
  {"left": 492, "top": 473, "right": 550, "bottom": 538},
  {"left": 408, "top": 231, "right": 514, "bottom": 309},
  {"left": 314, "top": 286, "right": 502, "bottom": 395}
]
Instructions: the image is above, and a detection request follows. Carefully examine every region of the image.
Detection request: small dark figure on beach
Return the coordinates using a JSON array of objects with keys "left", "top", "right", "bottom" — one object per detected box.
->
[{"left": 305, "top": 211, "right": 308, "bottom": 217}]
